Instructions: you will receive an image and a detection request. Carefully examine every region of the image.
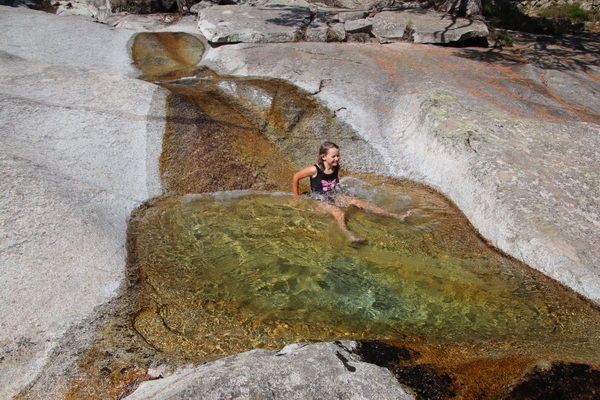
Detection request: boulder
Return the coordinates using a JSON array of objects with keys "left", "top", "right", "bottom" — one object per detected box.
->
[
  {"left": 198, "top": 0, "right": 314, "bottom": 43},
  {"left": 372, "top": 9, "right": 489, "bottom": 43},
  {"left": 124, "top": 342, "right": 415, "bottom": 400},
  {"left": 344, "top": 17, "right": 373, "bottom": 33},
  {"left": 335, "top": 9, "right": 368, "bottom": 21}
]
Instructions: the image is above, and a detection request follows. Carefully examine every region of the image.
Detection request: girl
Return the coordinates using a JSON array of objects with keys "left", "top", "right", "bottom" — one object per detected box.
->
[{"left": 293, "top": 142, "right": 412, "bottom": 243}]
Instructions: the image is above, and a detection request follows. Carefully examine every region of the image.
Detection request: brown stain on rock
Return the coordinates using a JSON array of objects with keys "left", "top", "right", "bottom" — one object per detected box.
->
[{"left": 159, "top": 79, "right": 307, "bottom": 195}]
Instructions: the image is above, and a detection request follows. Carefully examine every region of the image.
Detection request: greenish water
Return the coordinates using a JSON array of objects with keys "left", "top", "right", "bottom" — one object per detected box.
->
[
  {"left": 131, "top": 178, "right": 600, "bottom": 363},
  {"left": 127, "top": 30, "right": 600, "bottom": 370}
]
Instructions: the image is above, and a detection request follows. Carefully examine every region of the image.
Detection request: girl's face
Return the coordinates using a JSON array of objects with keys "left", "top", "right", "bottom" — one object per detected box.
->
[{"left": 322, "top": 147, "right": 340, "bottom": 167}]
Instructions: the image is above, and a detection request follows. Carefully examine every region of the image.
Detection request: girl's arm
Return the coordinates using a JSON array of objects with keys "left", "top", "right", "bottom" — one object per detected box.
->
[{"left": 293, "top": 165, "right": 317, "bottom": 196}]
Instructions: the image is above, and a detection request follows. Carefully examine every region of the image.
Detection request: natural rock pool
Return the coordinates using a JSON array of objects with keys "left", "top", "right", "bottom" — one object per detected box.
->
[
  {"left": 61, "top": 31, "right": 600, "bottom": 399},
  {"left": 129, "top": 180, "right": 600, "bottom": 364}
]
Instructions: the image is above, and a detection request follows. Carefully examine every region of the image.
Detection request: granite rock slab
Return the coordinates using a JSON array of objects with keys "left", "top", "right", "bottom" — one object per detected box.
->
[
  {"left": 125, "top": 342, "right": 415, "bottom": 400},
  {"left": 198, "top": 0, "right": 314, "bottom": 44},
  {"left": 0, "top": 6, "right": 167, "bottom": 398}
]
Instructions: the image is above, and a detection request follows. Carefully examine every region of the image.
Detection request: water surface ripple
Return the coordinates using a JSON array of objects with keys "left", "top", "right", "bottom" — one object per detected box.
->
[{"left": 130, "top": 179, "right": 600, "bottom": 364}]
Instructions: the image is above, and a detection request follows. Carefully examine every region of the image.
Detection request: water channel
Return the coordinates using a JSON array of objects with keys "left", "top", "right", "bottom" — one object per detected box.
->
[{"left": 72, "top": 32, "right": 600, "bottom": 399}]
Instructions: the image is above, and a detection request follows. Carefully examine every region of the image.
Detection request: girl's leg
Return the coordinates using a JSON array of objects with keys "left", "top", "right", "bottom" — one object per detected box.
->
[
  {"left": 314, "top": 201, "right": 366, "bottom": 243},
  {"left": 336, "top": 194, "right": 412, "bottom": 221}
]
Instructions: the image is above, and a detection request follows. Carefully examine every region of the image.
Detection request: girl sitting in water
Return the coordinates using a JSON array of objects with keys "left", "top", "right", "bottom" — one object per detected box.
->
[{"left": 292, "top": 141, "right": 412, "bottom": 243}]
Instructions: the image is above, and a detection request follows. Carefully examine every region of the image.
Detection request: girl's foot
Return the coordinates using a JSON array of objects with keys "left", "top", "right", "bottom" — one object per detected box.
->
[
  {"left": 397, "top": 210, "right": 412, "bottom": 221},
  {"left": 346, "top": 231, "right": 366, "bottom": 244}
]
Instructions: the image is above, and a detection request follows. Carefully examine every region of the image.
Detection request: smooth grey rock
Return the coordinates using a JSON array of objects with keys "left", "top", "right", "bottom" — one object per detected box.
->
[
  {"left": 372, "top": 9, "right": 489, "bottom": 43},
  {"left": 0, "top": 7, "right": 167, "bottom": 398},
  {"left": 0, "top": 6, "right": 136, "bottom": 76},
  {"left": 125, "top": 342, "right": 415, "bottom": 400},
  {"left": 335, "top": 9, "right": 368, "bottom": 22}
]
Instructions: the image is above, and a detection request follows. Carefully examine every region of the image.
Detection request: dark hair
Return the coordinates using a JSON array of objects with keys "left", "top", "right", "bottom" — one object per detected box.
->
[{"left": 317, "top": 142, "right": 339, "bottom": 169}]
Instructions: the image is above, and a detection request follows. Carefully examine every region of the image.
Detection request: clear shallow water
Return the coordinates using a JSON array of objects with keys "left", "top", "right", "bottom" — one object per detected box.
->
[{"left": 130, "top": 178, "right": 600, "bottom": 363}]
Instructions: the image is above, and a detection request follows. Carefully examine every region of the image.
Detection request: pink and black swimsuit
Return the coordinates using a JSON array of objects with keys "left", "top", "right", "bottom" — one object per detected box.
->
[{"left": 310, "top": 164, "right": 338, "bottom": 198}]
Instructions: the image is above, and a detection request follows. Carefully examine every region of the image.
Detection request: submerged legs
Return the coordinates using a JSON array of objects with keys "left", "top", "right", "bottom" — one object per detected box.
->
[
  {"left": 338, "top": 195, "right": 413, "bottom": 221},
  {"left": 313, "top": 194, "right": 412, "bottom": 243},
  {"left": 314, "top": 201, "right": 366, "bottom": 243}
]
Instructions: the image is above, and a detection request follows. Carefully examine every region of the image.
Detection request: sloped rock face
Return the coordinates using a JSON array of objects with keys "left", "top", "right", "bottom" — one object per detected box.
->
[{"left": 0, "top": 6, "right": 166, "bottom": 398}]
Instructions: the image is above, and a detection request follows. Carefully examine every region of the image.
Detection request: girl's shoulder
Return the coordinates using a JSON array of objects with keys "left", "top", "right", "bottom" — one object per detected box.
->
[{"left": 295, "top": 164, "right": 318, "bottom": 178}]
